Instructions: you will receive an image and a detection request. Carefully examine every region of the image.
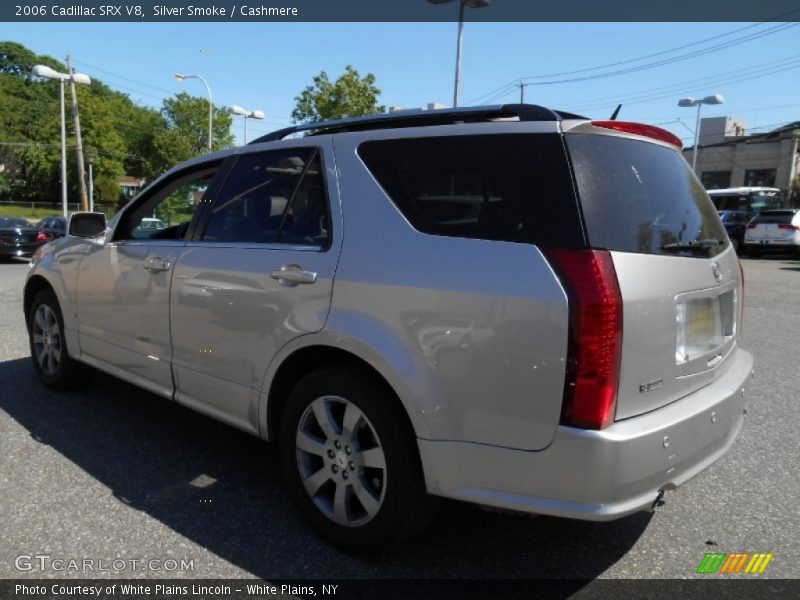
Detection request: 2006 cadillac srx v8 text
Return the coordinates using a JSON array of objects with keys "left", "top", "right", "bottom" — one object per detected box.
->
[{"left": 24, "top": 105, "right": 753, "bottom": 551}]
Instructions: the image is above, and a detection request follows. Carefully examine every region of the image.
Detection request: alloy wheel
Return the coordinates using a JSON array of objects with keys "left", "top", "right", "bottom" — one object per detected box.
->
[
  {"left": 32, "top": 304, "right": 62, "bottom": 376},
  {"left": 295, "top": 395, "right": 387, "bottom": 527}
]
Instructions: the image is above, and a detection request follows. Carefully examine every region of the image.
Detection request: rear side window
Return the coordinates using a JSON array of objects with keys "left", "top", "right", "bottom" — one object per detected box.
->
[
  {"left": 357, "top": 134, "right": 584, "bottom": 248},
  {"left": 567, "top": 134, "right": 728, "bottom": 257},
  {"left": 751, "top": 210, "right": 796, "bottom": 225}
]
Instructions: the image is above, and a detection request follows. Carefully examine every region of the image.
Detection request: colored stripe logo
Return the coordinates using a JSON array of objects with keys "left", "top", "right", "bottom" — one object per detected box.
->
[{"left": 697, "top": 552, "right": 773, "bottom": 574}]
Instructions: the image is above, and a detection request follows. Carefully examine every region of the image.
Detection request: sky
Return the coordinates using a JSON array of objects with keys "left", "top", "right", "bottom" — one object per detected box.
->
[{"left": 4, "top": 21, "right": 800, "bottom": 146}]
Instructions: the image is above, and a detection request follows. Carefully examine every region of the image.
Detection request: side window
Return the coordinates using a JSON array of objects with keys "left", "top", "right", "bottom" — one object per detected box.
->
[
  {"left": 116, "top": 166, "right": 217, "bottom": 241},
  {"left": 202, "top": 148, "right": 329, "bottom": 247},
  {"left": 357, "top": 134, "right": 584, "bottom": 247}
]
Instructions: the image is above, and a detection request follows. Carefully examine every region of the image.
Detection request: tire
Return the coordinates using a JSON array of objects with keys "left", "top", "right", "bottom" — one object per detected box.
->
[
  {"left": 28, "top": 289, "right": 92, "bottom": 389},
  {"left": 279, "top": 363, "right": 439, "bottom": 552}
]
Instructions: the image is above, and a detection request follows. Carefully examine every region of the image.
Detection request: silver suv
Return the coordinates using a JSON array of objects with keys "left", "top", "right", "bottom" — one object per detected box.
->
[{"left": 25, "top": 105, "right": 753, "bottom": 552}]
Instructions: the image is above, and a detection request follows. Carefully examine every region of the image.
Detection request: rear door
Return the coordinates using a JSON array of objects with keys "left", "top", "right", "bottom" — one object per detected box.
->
[
  {"left": 169, "top": 140, "right": 341, "bottom": 434},
  {"left": 564, "top": 128, "right": 743, "bottom": 420}
]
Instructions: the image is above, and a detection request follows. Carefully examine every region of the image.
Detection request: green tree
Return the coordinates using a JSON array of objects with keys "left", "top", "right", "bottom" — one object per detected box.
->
[
  {"left": 292, "top": 65, "right": 384, "bottom": 123},
  {"left": 0, "top": 42, "right": 236, "bottom": 207},
  {"left": 148, "top": 92, "right": 234, "bottom": 177}
]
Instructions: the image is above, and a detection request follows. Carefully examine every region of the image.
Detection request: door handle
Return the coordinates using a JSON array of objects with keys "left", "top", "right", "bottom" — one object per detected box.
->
[
  {"left": 270, "top": 264, "right": 317, "bottom": 285},
  {"left": 143, "top": 256, "right": 172, "bottom": 272}
]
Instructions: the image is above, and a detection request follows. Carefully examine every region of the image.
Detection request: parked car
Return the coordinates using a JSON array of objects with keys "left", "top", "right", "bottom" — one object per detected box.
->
[
  {"left": 717, "top": 210, "right": 753, "bottom": 252},
  {"left": 36, "top": 216, "right": 68, "bottom": 241},
  {"left": 0, "top": 216, "right": 46, "bottom": 259},
  {"left": 24, "top": 105, "right": 753, "bottom": 552},
  {"left": 131, "top": 217, "right": 166, "bottom": 239},
  {"left": 743, "top": 209, "right": 800, "bottom": 257}
]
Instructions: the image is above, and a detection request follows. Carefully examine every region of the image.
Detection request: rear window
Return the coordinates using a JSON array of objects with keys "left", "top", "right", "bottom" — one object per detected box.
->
[
  {"left": 357, "top": 134, "right": 585, "bottom": 248},
  {"left": 566, "top": 134, "right": 728, "bottom": 257},
  {"left": 751, "top": 210, "right": 797, "bottom": 225}
]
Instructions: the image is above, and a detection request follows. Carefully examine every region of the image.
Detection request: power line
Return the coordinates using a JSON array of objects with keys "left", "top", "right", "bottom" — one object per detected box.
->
[
  {"left": 527, "top": 23, "right": 797, "bottom": 86},
  {"left": 557, "top": 55, "right": 800, "bottom": 114},
  {"left": 74, "top": 58, "right": 295, "bottom": 123},
  {"left": 466, "top": 20, "right": 797, "bottom": 105},
  {"left": 561, "top": 53, "right": 800, "bottom": 110},
  {"left": 517, "top": 19, "right": 797, "bottom": 81}
]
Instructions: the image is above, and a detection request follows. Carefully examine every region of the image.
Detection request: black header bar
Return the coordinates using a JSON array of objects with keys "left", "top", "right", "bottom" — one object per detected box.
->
[{"left": 3, "top": 1, "right": 800, "bottom": 23}]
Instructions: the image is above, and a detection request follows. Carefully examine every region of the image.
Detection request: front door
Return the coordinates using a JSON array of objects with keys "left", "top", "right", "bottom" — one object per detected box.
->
[{"left": 76, "top": 163, "right": 221, "bottom": 398}]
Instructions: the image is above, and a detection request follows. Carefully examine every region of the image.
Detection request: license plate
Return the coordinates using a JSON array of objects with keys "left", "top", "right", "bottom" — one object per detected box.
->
[
  {"left": 686, "top": 299, "right": 716, "bottom": 344},
  {"left": 676, "top": 297, "right": 724, "bottom": 363}
]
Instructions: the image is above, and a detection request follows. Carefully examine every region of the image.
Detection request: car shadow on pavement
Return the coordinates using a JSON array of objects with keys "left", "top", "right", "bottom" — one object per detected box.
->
[{"left": 0, "top": 356, "right": 650, "bottom": 583}]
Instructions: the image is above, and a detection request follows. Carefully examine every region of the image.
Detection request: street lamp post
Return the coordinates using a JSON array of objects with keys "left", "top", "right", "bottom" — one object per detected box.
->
[
  {"left": 427, "top": 0, "right": 491, "bottom": 108},
  {"left": 175, "top": 73, "right": 213, "bottom": 152},
  {"left": 228, "top": 105, "right": 265, "bottom": 144},
  {"left": 32, "top": 64, "right": 91, "bottom": 218},
  {"left": 85, "top": 147, "right": 96, "bottom": 213},
  {"left": 678, "top": 94, "right": 725, "bottom": 174}
]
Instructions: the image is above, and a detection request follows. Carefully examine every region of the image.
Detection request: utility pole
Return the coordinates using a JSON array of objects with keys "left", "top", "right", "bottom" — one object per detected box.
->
[
  {"left": 66, "top": 55, "right": 89, "bottom": 211},
  {"left": 518, "top": 81, "right": 525, "bottom": 103}
]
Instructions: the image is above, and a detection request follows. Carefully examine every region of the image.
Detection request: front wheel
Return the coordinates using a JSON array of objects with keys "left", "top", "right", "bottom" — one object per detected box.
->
[
  {"left": 28, "top": 290, "right": 91, "bottom": 389},
  {"left": 279, "top": 364, "right": 439, "bottom": 552}
]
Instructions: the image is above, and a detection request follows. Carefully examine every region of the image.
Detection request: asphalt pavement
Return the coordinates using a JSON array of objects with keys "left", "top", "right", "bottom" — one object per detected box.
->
[{"left": 0, "top": 255, "right": 798, "bottom": 580}]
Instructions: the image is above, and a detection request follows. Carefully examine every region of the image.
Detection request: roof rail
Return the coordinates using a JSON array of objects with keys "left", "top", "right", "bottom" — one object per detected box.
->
[{"left": 249, "top": 104, "right": 584, "bottom": 144}]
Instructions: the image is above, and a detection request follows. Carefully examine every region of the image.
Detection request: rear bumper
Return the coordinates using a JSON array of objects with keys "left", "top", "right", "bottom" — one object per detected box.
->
[
  {"left": 744, "top": 233, "right": 800, "bottom": 248},
  {"left": 419, "top": 347, "right": 753, "bottom": 520}
]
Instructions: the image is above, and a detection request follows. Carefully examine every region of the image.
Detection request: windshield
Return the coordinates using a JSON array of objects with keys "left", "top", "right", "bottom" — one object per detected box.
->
[{"left": 566, "top": 134, "right": 728, "bottom": 257}]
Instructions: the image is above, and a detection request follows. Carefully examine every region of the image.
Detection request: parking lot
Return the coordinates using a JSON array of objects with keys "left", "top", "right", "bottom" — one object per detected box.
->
[{"left": 0, "top": 255, "right": 798, "bottom": 580}]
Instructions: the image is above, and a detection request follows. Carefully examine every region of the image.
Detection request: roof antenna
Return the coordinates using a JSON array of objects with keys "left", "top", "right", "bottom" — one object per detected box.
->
[{"left": 610, "top": 104, "right": 622, "bottom": 121}]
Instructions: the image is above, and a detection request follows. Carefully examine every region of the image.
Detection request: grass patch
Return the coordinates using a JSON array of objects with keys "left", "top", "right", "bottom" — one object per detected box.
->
[{"left": 0, "top": 205, "right": 64, "bottom": 222}]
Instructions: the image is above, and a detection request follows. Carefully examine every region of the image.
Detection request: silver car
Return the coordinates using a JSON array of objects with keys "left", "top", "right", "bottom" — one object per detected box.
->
[{"left": 24, "top": 105, "right": 753, "bottom": 552}]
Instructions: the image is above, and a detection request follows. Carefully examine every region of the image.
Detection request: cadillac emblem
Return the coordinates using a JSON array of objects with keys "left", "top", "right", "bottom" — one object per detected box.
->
[{"left": 711, "top": 261, "right": 722, "bottom": 282}]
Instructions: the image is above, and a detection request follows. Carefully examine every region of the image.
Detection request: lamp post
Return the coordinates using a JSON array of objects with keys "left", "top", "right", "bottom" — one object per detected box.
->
[
  {"left": 32, "top": 64, "right": 91, "bottom": 217},
  {"left": 678, "top": 94, "right": 724, "bottom": 174},
  {"left": 427, "top": 0, "right": 491, "bottom": 108},
  {"left": 228, "top": 105, "right": 265, "bottom": 144},
  {"left": 175, "top": 73, "right": 213, "bottom": 152},
  {"left": 85, "top": 147, "right": 96, "bottom": 212}
]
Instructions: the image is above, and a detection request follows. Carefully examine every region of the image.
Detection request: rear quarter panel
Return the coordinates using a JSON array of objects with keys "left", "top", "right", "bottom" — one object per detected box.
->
[{"left": 328, "top": 124, "right": 571, "bottom": 451}]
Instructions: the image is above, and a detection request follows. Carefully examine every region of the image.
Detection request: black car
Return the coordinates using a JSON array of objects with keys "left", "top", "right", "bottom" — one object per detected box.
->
[
  {"left": 718, "top": 210, "right": 753, "bottom": 252},
  {"left": 0, "top": 216, "right": 46, "bottom": 260},
  {"left": 36, "top": 216, "right": 68, "bottom": 241}
]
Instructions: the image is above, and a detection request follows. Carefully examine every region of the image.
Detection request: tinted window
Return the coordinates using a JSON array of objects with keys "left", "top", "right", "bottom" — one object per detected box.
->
[
  {"left": 567, "top": 134, "right": 728, "bottom": 257},
  {"left": 701, "top": 171, "right": 731, "bottom": 190},
  {"left": 752, "top": 210, "right": 797, "bottom": 224},
  {"left": 357, "top": 134, "right": 584, "bottom": 247},
  {"left": 203, "top": 148, "right": 327, "bottom": 246}
]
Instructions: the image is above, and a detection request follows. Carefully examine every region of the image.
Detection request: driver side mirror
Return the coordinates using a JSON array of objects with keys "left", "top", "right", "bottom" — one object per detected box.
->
[{"left": 69, "top": 212, "right": 107, "bottom": 238}]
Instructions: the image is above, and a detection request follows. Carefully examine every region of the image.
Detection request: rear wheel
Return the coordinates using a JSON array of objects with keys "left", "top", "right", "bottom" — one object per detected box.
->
[
  {"left": 279, "top": 363, "right": 439, "bottom": 552},
  {"left": 28, "top": 290, "right": 91, "bottom": 389}
]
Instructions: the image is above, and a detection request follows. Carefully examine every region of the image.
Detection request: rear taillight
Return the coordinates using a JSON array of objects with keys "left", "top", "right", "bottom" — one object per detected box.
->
[
  {"left": 777, "top": 223, "right": 799, "bottom": 230},
  {"left": 36, "top": 232, "right": 48, "bottom": 242},
  {"left": 746, "top": 223, "right": 757, "bottom": 229},
  {"left": 541, "top": 248, "right": 623, "bottom": 430},
  {"left": 590, "top": 121, "right": 683, "bottom": 149}
]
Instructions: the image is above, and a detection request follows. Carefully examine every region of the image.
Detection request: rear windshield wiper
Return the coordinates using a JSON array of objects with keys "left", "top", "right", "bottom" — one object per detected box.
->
[{"left": 661, "top": 239, "right": 723, "bottom": 253}]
